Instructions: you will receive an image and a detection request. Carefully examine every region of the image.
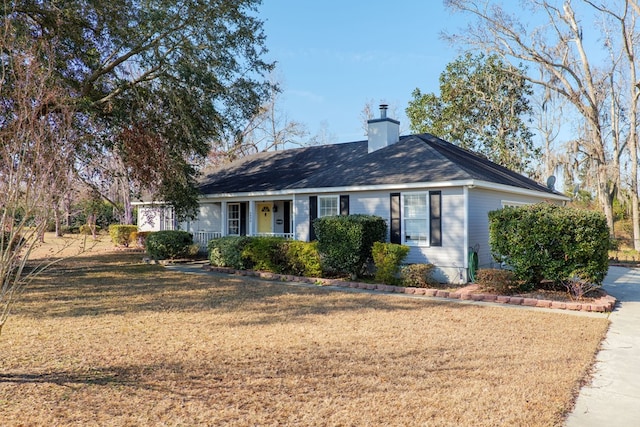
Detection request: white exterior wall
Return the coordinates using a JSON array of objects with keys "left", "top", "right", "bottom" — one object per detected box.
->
[
  {"left": 137, "top": 206, "right": 174, "bottom": 232},
  {"left": 467, "top": 188, "right": 561, "bottom": 270},
  {"left": 181, "top": 203, "right": 222, "bottom": 234},
  {"left": 295, "top": 197, "right": 310, "bottom": 241}
]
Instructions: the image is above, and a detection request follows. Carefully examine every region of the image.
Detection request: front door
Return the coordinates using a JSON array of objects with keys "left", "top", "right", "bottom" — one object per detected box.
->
[{"left": 257, "top": 202, "right": 273, "bottom": 234}]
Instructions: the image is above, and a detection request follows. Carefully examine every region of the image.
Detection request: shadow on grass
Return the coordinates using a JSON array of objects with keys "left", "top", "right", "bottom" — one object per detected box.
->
[
  {"left": 15, "top": 252, "right": 480, "bottom": 323},
  {"left": 0, "top": 363, "right": 194, "bottom": 398}
]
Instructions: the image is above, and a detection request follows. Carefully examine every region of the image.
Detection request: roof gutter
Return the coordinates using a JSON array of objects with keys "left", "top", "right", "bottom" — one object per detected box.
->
[{"left": 197, "top": 179, "right": 569, "bottom": 202}]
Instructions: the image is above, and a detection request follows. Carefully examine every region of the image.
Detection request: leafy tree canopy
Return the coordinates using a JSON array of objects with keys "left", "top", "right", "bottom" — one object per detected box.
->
[
  {"left": 406, "top": 53, "right": 538, "bottom": 173},
  {"left": 4, "top": 0, "right": 274, "bottom": 219}
]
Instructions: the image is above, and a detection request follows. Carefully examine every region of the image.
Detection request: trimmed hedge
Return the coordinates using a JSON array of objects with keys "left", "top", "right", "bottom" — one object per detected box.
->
[
  {"left": 145, "top": 230, "right": 195, "bottom": 260},
  {"left": 207, "top": 236, "right": 252, "bottom": 270},
  {"left": 109, "top": 224, "right": 138, "bottom": 247},
  {"left": 488, "top": 203, "right": 609, "bottom": 286},
  {"left": 242, "top": 236, "right": 288, "bottom": 273},
  {"left": 313, "top": 214, "right": 387, "bottom": 278},
  {"left": 283, "top": 240, "right": 322, "bottom": 277},
  {"left": 372, "top": 242, "right": 410, "bottom": 285},
  {"left": 207, "top": 236, "right": 322, "bottom": 277}
]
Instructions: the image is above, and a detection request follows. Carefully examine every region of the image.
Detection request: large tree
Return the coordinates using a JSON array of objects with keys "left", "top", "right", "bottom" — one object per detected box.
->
[
  {"left": 444, "top": 0, "right": 622, "bottom": 233},
  {"left": 5, "top": 0, "right": 274, "bottom": 220},
  {"left": 406, "top": 53, "right": 537, "bottom": 173},
  {"left": 0, "top": 28, "right": 76, "bottom": 335}
]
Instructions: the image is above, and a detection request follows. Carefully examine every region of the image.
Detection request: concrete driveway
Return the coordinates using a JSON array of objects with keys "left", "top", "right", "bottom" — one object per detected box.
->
[{"left": 565, "top": 266, "right": 640, "bottom": 426}]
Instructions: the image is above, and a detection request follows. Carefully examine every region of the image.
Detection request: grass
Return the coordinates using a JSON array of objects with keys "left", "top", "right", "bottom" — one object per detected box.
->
[{"left": 0, "top": 235, "right": 610, "bottom": 426}]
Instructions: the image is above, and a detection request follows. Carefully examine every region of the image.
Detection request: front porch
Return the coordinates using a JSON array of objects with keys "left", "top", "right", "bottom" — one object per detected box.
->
[{"left": 186, "top": 199, "right": 295, "bottom": 250}]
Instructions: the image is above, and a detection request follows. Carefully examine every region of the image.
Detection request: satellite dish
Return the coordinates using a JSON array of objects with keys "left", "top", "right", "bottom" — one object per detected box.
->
[{"left": 546, "top": 175, "right": 556, "bottom": 190}]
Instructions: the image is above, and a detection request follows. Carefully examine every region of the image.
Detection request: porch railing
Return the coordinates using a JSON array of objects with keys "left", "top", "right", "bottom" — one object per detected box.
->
[
  {"left": 193, "top": 231, "right": 222, "bottom": 250},
  {"left": 192, "top": 231, "right": 295, "bottom": 251}
]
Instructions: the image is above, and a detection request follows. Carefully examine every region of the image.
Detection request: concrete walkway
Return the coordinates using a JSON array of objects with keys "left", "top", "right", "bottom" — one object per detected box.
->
[{"left": 565, "top": 266, "right": 640, "bottom": 427}]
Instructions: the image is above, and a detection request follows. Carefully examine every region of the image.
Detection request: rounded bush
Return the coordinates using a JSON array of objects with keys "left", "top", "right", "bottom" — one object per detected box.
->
[
  {"left": 489, "top": 203, "right": 609, "bottom": 286},
  {"left": 145, "top": 230, "right": 194, "bottom": 260}
]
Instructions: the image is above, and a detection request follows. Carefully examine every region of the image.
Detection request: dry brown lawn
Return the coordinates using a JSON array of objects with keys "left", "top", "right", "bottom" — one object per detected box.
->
[{"left": 0, "top": 234, "right": 609, "bottom": 426}]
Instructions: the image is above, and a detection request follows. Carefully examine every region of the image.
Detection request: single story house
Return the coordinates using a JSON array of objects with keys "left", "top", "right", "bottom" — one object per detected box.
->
[{"left": 137, "top": 105, "right": 569, "bottom": 283}]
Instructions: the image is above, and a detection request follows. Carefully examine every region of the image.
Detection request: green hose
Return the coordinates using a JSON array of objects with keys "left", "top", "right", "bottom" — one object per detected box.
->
[{"left": 468, "top": 248, "right": 478, "bottom": 283}]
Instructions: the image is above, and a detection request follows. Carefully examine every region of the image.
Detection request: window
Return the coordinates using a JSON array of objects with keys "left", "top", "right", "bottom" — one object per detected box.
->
[
  {"left": 318, "top": 195, "right": 339, "bottom": 217},
  {"left": 403, "top": 193, "right": 428, "bottom": 245},
  {"left": 228, "top": 203, "right": 240, "bottom": 235},
  {"left": 402, "top": 191, "right": 442, "bottom": 246}
]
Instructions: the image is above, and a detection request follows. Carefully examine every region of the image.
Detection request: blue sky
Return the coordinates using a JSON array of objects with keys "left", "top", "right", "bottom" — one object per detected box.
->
[{"left": 259, "top": 1, "right": 471, "bottom": 143}]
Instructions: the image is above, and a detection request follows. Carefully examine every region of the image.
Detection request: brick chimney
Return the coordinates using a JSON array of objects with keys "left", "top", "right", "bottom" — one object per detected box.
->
[{"left": 367, "top": 104, "right": 400, "bottom": 153}]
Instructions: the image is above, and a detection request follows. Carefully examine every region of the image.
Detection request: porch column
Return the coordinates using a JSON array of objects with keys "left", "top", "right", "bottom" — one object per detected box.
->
[
  {"left": 292, "top": 194, "right": 297, "bottom": 240},
  {"left": 221, "top": 201, "right": 227, "bottom": 237},
  {"left": 249, "top": 200, "right": 256, "bottom": 236}
]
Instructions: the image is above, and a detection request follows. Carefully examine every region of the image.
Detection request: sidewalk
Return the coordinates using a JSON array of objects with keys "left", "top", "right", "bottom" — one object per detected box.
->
[{"left": 565, "top": 266, "right": 640, "bottom": 426}]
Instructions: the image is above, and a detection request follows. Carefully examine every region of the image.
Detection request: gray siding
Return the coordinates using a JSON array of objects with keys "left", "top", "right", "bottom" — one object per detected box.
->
[
  {"left": 403, "top": 188, "right": 466, "bottom": 283},
  {"left": 467, "top": 188, "right": 557, "bottom": 270},
  {"left": 337, "top": 188, "right": 466, "bottom": 284}
]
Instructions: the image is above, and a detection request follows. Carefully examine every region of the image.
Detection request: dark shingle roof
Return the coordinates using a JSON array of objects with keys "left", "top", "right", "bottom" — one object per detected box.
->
[
  {"left": 198, "top": 141, "right": 366, "bottom": 194},
  {"left": 198, "top": 133, "right": 558, "bottom": 195}
]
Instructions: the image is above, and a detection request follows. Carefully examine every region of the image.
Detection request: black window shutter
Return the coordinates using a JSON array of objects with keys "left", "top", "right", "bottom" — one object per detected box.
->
[
  {"left": 429, "top": 191, "right": 442, "bottom": 246},
  {"left": 240, "top": 202, "right": 247, "bottom": 236},
  {"left": 340, "top": 195, "right": 349, "bottom": 216},
  {"left": 309, "top": 196, "right": 318, "bottom": 241},
  {"left": 390, "top": 193, "right": 401, "bottom": 244}
]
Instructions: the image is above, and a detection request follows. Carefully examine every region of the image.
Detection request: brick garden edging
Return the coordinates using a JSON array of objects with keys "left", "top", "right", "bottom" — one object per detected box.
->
[{"left": 203, "top": 265, "right": 616, "bottom": 313}]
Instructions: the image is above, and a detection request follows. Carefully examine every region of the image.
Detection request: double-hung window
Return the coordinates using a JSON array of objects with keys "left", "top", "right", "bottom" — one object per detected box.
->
[
  {"left": 402, "top": 191, "right": 442, "bottom": 246},
  {"left": 404, "top": 193, "right": 428, "bottom": 245},
  {"left": 318, "top": 195, "right": 339, "bottom": 217},
  {"left": 227, "top": 203, "right": 240, "bottom": 235}
]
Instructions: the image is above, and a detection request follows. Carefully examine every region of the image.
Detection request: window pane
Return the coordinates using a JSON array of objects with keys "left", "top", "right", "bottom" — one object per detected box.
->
[
  {"left": 228, "top": 204, "right": 240, "bottom": 235},
  {"left": 319, "top": 196, "right": 338, "bottom": 217},
  {"left": 405, "top": 219, "right": 428, "bottom": 244},
  {"left": 404, "top": 194, "right": 426, "bottom": 218},
  {"left": 404, "top": 194, "right": 428, "bottom": 244}
]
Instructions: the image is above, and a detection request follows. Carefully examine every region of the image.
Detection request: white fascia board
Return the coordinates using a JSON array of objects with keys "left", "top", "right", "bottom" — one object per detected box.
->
[
  {"left": 471, "top": 180, "right": 570, "bottom": 202},
  {"left": 199, "top": 179, "right": 568, "bottom": 201},
  {"left": 200, "top": 181, "right": 476, "bottom": 200}
]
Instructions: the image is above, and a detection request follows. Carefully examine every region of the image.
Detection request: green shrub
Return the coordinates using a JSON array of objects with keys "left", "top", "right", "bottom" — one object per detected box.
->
[
  {"left": 207, "top": 236, "right": 252, "bottom": 269},
  {"left": 109, "top": 224, "right": 138, "bottom": 247},
  {"left": 489, "top": 203, "right": 609, "bottom": 286},
  {"left": 284, "top": 241, "right": 322, "bottom": 277},
  {"left": 145, "top": 230, "right": 194, "bottom": 260},
  {"left": 372, "top": 242, "right": 410, "bottom": 285},
  {"left": 476, "top": 268, "right": 519, "bottom": 294},
  {"left": 314, "top": 214, "right": 387, "bottom": 278},
  {"left": 401, "top": 264, "right": 439, "bottom": 288},
  {"left": 241, "top": 236, "right": 287, "bottom": 273}
]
